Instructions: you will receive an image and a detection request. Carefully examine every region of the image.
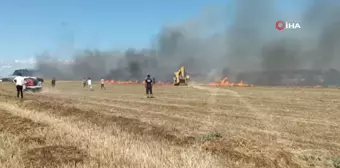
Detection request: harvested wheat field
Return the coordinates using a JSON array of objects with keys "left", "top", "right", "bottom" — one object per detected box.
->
[{"left": 0, "top": 81, "right": 340, "bottom": 168}]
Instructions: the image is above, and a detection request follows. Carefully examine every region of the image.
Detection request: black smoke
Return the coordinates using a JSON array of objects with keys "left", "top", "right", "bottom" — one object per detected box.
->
[{"left": 35, "top": 0, "right": 340, "bottom": 84}]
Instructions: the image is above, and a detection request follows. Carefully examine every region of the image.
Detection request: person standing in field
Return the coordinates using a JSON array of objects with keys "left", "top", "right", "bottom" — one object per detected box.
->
[
  {"left": 100, "top": 78, "right": 106, "bottom": 90},
  {"left": 145, "top": 74, "right": 153, "bottom": 98},
  {"left": 13, "top": 73, "right": 25, "bottom": 99},
  {"left": 51, "top": 77, "right": 56, "bottom": 88},
  {"left": 82, "top": 78, "right": 87, "bottom": 88},
  {"left": 87, "top": 77, "right": 93, "bottom": 90}
]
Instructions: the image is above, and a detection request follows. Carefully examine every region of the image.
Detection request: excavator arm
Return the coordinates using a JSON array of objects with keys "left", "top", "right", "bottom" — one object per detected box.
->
[
  {"left": 173, "top": 66, "right": 188, "bottom": 86},
  {"left": 174, "top": 71, "right": 180, "bottom": 84}
]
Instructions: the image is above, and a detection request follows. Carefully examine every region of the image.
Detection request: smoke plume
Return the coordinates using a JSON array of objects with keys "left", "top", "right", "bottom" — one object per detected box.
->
[{"left": 35, "top": 0, "right": 340, "bottom": 84}]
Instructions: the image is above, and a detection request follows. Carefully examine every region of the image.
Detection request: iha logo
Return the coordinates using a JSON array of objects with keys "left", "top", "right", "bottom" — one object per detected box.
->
[{"left": 275, "top": 20, "right": 301, "bottom": 31}]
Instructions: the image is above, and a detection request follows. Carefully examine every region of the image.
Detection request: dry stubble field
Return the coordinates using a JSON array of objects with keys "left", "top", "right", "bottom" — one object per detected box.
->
[{"left": 0, "top": 81, "right": 340, "bottom": 168}]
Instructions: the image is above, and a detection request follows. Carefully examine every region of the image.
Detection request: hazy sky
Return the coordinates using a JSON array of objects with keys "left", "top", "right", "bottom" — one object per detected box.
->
[{"left": 0, "top": 0, "right": 308, "bottom": 63}]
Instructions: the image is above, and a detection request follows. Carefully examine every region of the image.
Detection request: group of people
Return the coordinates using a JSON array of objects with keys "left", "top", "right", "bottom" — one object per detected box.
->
[
  {"left": 13, "top": 74, "right": 154, "bottom": 99},
  {"left": 81, "top": 77, "right": 108, "bottom": 90},
  {"left": 82, "top": 77, "right": 102, "bottom": 90},
  {"left": 81, "top": 74, "right": 154, "bottom": 97}
]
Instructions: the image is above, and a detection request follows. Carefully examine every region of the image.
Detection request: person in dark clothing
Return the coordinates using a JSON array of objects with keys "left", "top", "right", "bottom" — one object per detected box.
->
[
  {"left": 145, "top": 74, "right": 153, "bottom": 98},
  {"left": 100, "top": 78, "right": 106, "bottom": 90},
  {"left": 51, "top": 77, "right": 56, "bottom": 88},
  {"left": 82, "top": 78, "right": 86, "bottom": 88}
]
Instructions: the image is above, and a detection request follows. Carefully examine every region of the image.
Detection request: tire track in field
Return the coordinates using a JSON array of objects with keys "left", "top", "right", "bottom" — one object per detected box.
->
[
  {"left": 192, "top": 85, "right": 278, "bottom": 135},
  {"left": 192, "top": 86, "right": 340, "bottom": 151},
  {"left": 192, "top": 86, "right": 258, "bottom": 112}
]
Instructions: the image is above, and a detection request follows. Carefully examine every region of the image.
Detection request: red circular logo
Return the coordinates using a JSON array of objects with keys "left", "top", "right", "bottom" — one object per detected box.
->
[{"left": 275, "top": 20, "right": 285, "bottom": 31}]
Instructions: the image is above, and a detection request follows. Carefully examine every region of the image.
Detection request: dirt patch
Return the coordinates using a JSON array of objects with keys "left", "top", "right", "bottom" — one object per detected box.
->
[
  {"left": 0, "top": 110, "right": 47, "bottom": 135},
  {"left": 19, "top": 136, "right": 46, "bottom": 145},
  {"left": 201, "top": 137, "right": 301, "bottom": 168},
  {"left": 23, "top": 145, "right": 87, "bottom": 168},
  {"left": 101, "top": 115, "right": 196, "bottom": 145},
  {"left": 6, "top": 95, "right": 196, "bottom": 146},
  {"left": 0, "top": 100, "right": 89, "bottom": 168}
]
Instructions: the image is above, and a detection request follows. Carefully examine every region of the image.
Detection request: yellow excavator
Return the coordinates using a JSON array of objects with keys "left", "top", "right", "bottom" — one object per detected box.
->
[{"left": 173, "top": 66, "right": 190, "bottom": 86}]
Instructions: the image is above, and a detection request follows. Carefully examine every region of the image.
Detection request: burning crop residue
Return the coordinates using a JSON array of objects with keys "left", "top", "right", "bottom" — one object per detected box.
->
[
  {"left": 104, "top": 80, "right": 172, "bottom": 86},
  {"left": 209, "top": 77, "right": 252, "bottom": 87}
]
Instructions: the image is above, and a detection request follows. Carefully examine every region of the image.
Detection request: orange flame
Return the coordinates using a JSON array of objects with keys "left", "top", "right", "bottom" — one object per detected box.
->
[{"left": 208, "top": 77, "right": 252, "bottom": 87}]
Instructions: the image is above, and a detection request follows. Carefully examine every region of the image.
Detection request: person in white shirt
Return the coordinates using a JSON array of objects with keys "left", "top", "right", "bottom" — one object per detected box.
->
[
  {"left": 100, "top": 78, "right": 106, "bottom": 90},
  {"left": 87, "top": 77, "right": 93, "bottom": 90},
  {"left": 13, "top": 73, "right": 25, "bottom": 99}
]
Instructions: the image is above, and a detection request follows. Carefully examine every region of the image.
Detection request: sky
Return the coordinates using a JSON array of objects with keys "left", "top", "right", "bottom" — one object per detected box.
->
[
  {"left": 0, "top": 0, "right": 228, "bottom": 62},
  {"left": 0, "top": 0, "right": 308, "bottom": 76}
]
